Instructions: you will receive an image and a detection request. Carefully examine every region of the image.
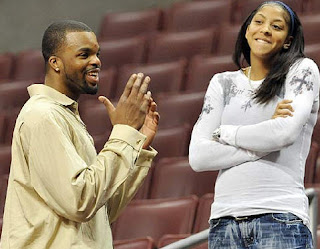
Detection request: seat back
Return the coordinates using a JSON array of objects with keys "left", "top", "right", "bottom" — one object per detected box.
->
[
  {"left": 0, "top": 53, "right": 15, "bottom": 83},
  {"left": 116, "top": 59, "right": 186, "bottom": 98},
  {"left": 148, "top": 29, "right": 215, "bottom": 63},
  {"left": 112, "top": 195, "right": 199, "bottom": 244},
  {"left": 185, "top": 54, "right": 238, "bottom": 92},
  {"left": 12, "top": 49, "right": 45, "bottom": 82},
  {"left": 151, "top": 125, "right": 190, "bottom": 162},
  {"left": 163, "top": 0, "right": 231, "bottom": 32},
  {"left": 150, "top": 157, "right": 218, "bottom": 199},
  {"left": 99, "top": 36, "right": 147, "bottom": 68},
  {"left": 113, "top": 236, "right": 155, "bottom": 249},
  {"left": 99, "top": 8, "right": 162, "bottom": 40},
  {"left": 157, "top": 92, "right": 205, "bottom": 129}
]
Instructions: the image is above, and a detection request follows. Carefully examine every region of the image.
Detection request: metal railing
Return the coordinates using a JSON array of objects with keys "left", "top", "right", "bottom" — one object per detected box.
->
[{"left": 160, "top": 188, "right": 318, "bottom": 249}]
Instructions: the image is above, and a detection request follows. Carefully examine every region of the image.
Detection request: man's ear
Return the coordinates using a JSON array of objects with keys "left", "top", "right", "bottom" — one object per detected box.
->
[
  {"left": 283, "top": 36, "right": 293, "bottom": 50},
  {"left": 48, "top": 56, "right": 62, "bottom": 72}
]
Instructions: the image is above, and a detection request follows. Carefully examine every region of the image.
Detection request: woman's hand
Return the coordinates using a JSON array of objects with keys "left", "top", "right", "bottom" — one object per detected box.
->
[{"left": 272, "top": 99, "right": 294, "bottom": 119}]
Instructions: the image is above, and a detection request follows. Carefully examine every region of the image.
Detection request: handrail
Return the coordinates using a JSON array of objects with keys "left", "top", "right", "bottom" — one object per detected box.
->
[{"left": 160, "top": 188, "right": 318, "bottom": 249}]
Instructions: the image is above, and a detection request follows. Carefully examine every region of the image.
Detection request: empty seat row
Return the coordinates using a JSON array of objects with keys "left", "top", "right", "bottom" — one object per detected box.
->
[
  {"left": 112, "top": 193, "right": 214, "bottom": 247},
  {"left": 99, "top": 0, "right": 319, "bottom": 41},
  {"left": 2, "top": 12, "right": 320, "bottom": 84}
]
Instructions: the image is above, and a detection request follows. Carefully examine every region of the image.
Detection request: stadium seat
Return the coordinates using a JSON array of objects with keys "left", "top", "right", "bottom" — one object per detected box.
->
[
  {"left": 305, "top": 44, "right": 320, "bottom": 67},
  {"left": 2, "top": 108, "right": 20, "bottom": 145},
  {"left": 0, "top": 53, "right": 15, "bottom": 83},
  {"left": 300, "top": 14, "right": 320, "bottom": 46},
  {"left": 98, "top": 36, "right": 147, "bottom": 68},
  {"left": 12, "top": 49, "right": 45, "bottom": 82},
  {"left": 112, "top": 195, "right": 199, "bottom": 244},
  {"left": 185, "top": 54, "right": 238, "bottom": 92},
  {"left": 215, "top": 25, "right": 241, "bottom": 56},
  {"left": 156, "top": 91, "right": 205, "bottom": 129},
  {"left": 149, "top": 157, "right": 218, "bottom": 199},
  {"left": 0, "top": 112, "right": 6, "bottom": 144},
  {"left": 193, "top": 193, "right": 214, "bottom": 233},
  {"left": 304, "top": 142, "right": 319, "bottom": 184},
  {"left": 99, "top": 8, "right": 162, "bottom": 40},
  {"left": 151, "top": 125, "right": 191, "bottom": 161},
  {"left": 0, "top": 174, "right": 9, "bottom": 218},
  {"left": 113, "top": 236, "right": 155, "bottom": 249},
  {"left": 0, "top": 146, "right": 11, "bottom": 176},
  {"left": 157, "top": 234, "right": 190, "bottom": 247},
  {"left": 115, "top": 59, "right": 186, "bottom": 98},
  {"left": 81, "top": 102, "right": 113, "bottom": 136},
  {"left": 0, "top": 81, "right": 30, "bottom": 111},
  {"left": 162, "top": 0, "right": 231, "bottom": 32},
  {"left": 147, "top": 29, "right": 216, "bottom": 63}
]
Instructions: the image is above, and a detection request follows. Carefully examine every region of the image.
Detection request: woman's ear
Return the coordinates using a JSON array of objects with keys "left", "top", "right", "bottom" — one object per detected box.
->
[{"left": 283, "top": 36, "right": 293, "bottom": 50}]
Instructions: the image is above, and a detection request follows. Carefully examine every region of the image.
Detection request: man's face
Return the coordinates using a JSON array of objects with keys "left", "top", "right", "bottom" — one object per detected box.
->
[{"left": 57, "top": 31, "right": 101, "bottom": 98}]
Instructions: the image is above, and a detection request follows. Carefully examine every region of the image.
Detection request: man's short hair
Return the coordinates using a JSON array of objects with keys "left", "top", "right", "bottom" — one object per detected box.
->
[{"left": 42, "top": 20, "right": 93, "bottom": 65}]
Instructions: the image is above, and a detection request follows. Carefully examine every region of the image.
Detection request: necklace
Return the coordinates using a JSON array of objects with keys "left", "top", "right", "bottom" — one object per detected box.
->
[{"left": 247, "top": 66, "right": 254, "bottom": 90}]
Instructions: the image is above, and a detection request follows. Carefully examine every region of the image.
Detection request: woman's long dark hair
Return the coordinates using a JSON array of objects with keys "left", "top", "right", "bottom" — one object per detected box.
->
[{"left": 233, "top": 1, "right": 305, "bottom": 104}]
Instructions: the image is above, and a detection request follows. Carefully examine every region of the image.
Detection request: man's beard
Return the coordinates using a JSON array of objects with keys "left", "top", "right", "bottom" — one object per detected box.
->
[{"left": 65, "top": 72, "right": 98, "bottom": 96}]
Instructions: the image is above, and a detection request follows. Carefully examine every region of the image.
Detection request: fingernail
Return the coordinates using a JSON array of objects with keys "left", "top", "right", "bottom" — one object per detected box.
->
[{"left": 138, "top": 73, "right": 143, "bottom": 78}]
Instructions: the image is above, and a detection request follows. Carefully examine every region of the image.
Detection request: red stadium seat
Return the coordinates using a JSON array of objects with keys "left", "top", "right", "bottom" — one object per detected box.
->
[
  {"left": 99, "top": 8, "right": 162, "bottom": 40},
  {"left": 156, "top": 91, "right": 205, "bottom": 129},
  {"left": 0, "top": 146, "right": 11, "bottom": 176},
  {"left": 151, "top": 125, "right": 191, "bottom": 161},
  {"left": 304, "top": 142, "right": 319, "bottom": 184},
  {"left": 305, "top": 44, "right": 320, "bottom": 67},
  {"left": 99, "top": 36, "right": 147, "bottom": 68},
  {"left": 300, "top": 14, "right": 320, "bottom": 46},
  {"left": 81, "top": 102, "right": 113, "bottom": 137},
  {"left": 115, "top": 59, "right": 186, "bottom": 98},
  {"left": 162, "top": 0, "right": 231, "bottom": 32},
  {"left": 12, "top": 49, "right": 45, "bottom": 82},
  {"left": 113, "top": 237, "right": 155, "bottom": 249},
  {"left": 112, "top": 196, "right": 198, "bottom": 244},
  {"left": 0, "top": 81, "right": 31, "bottom": 111},
  {"left": 185, "top": 54, "right": 238, "bottom": 92},
  {"left": 216, "top": 25, "right": 241, "bottom": 56},
  {"left": 0, "top": 53, "right": 15, "bottom": 83},
  {"left": 147, "top": 29, "right": 216, "bottom": 63},
  {"left": 149, "top": 157, "right": 218, "bottom": 199}
]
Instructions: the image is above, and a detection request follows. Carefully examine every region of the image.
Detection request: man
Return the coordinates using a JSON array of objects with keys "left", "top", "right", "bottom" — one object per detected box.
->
[{"left": 0, "top": 20, "right": 159, "bottom": 248}]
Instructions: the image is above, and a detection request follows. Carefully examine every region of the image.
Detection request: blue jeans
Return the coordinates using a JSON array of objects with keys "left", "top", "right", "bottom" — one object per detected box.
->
[{"left": 208, "top": 213, "right": 313, "bottom": 249}]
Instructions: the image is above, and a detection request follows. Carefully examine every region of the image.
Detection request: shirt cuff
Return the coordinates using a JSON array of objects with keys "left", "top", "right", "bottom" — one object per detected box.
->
[
  {"left": 220, "top": 125, "right": 240, "bottom": 147},
  {"left": 109, "top": 124, "right": 146, "bottom": 151},
  {"left": 136, "top": 147, "right": 158, "bottom": 167}
]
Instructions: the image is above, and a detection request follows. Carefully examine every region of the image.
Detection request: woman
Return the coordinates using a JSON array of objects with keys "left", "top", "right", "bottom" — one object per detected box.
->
[{"left": 189, "top": 1, "right": 319, "bottom": 248}]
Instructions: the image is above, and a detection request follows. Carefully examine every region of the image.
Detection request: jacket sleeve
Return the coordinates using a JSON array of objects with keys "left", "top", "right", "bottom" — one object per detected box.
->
[
  {"left": 21, "top": 115, "right": 156, "bottom": 223},
  {"left": 219, "top": 58, "right": 320, "bottom": 152},
  {"left": 106, "top": 146, "right": 157, "bottom": 224},
  {"left": 189, "top": 74, "right": 269, "bottom": 172}
]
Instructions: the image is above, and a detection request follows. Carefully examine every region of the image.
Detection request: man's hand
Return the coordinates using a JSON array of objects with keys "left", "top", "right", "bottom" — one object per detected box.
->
[
  {"left": 140, "top": 100, "right": 160, "bottom": 149},
  {"left": 272, "top": 99, "right": 294, "bottom": 119},
  {"left": 98, "top": 73, "right": 151, "bottom": 130}
]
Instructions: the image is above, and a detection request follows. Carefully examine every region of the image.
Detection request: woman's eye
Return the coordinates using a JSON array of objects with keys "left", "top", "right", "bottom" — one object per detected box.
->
[
  {"left": 80, "top": 53, "right": 88, "bottom": 58},
  {"left": 273, "top": 25, "right": 282, "bottom": 30}
]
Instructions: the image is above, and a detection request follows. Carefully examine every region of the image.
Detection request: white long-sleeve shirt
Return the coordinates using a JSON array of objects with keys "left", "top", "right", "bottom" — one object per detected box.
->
[{"left": 189, "top": 58, "right": 319, "bottom": 227}]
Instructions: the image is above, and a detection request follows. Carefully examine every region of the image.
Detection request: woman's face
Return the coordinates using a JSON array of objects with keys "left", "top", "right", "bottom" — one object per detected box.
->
[{"left": 245, "top": 4, "right": 292, "bottom": 62}]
